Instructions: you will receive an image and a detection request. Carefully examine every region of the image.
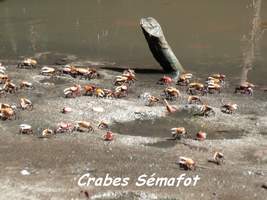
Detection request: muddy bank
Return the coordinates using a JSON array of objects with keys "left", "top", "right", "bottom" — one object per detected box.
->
[{"left": 0, "top": 61, "right": 267, "bottom": 199}]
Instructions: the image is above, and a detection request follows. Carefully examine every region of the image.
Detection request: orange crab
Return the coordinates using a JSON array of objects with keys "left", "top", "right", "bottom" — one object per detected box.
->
[
  {"left": 171, "top": 127, "right": 187, "bottom": 139},
  {"left": 187, "top": 82, "right": 206, "bottom": 95},
  {"left": 177, "top": 73, "right": 193, "bottom": 86},
  {"left": 178, "top": 156, "right": 196, "bottom": 170},
  {"left": 83, "top": 84, "right": 96, "bottom": 96},
  {"left": 163, "top": 87, "right": 180, "bottom": 100},
  {"left": 0, "top": 107, "right": 16, "bottom": 120}
]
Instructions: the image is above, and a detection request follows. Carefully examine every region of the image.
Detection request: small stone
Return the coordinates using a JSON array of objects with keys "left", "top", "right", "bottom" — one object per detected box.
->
[
  {"left": 93, "top": 107, "right": 104, "bottom": 113},
  {"left": 20, "top": 169, "right": 30, "bottom": 176}
]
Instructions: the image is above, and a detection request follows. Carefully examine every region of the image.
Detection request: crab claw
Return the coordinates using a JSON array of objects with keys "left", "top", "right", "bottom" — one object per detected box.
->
[{"left": 164, "top": 99, "right": 178, "bottom": 113}]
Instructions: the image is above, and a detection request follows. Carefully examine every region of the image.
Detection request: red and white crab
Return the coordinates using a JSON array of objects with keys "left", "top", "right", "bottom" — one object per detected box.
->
[
  {"left": 55, "top": 122, "right": 74, "bottom": 133},
  {"left": 64, "top": 84, "right": 82, "bottom": 98}
]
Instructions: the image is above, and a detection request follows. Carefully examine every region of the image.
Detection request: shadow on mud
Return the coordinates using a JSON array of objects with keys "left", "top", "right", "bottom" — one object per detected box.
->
[{"left": 111, "top": 110, "right": 244, "bottom": 148}]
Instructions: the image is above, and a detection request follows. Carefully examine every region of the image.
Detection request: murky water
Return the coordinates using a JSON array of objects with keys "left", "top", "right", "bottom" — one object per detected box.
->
[{"left": 0, "top": 1, "right": 266, "bottom": 85}]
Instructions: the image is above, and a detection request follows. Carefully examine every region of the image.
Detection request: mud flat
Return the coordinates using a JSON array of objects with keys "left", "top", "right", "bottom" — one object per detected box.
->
[{"left": 0, "top": 61, "right": 267, "bottom": 200}]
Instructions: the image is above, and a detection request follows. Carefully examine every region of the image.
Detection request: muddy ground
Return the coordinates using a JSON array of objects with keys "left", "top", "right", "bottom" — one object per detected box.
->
[{"left": 0, "top": 58, "right": 267, "bottom": 200}]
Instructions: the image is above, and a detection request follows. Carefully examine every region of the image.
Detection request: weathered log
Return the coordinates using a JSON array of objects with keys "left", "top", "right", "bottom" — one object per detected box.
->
[{"left": 140, "top": 17, "right": 184, "bottom": 74}]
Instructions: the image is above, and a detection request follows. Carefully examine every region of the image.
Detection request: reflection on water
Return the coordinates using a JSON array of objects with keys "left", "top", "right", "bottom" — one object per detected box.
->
[{"left": 0, "top": 0, "right": 266, "bottom": 84}]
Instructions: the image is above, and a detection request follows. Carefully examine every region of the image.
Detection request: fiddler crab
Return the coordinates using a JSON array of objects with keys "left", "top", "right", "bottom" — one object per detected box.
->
[
  {"left": 146, "top": 95, "right": 160, "bottom": 106},
  {"left": 157, "top": 76, "right": 173, "bottom": 85},
  {"left": 55, "top": 122, "right": 74, "bottom": 133},
  {"left": 235, "top": 82, "right": 254, "bottom": 96},
  {"left": 206, "top": 82, "right": 221, "bottom": 94},
  {"left": 171, "top": 127, "right": 187, "bottom": 140},
  {"left": 17, "top": 58, "right": 37, "bottom": 69},
  {"left": 94, "top": 88, "right": 105, "bottom": 98},
  {"left": 98, "top": 121, "right": 109, "bottom": 129},
  {"left": 83, "top": 84, "right": 96, "bottom": 96},
  {"left": 221, "top": 103, "right": 238, "bottom": 114},
  {"left": 177, "top": 73, "right": 193, "bottom": 86},
  {"left": 196, "top": 131, "right": 207, "bottom": 141},
  {"left": 61, "top": 106, "right": 72, "bottom": 114},
  {"left": 210, "top": 151, "right": 225, "bottom": 165},
  {"left": 20, "top": 98, "right": 33, "bottom": 110},
  {"left": 3, "top": 80, "right": 17, "bottom": 93},
  {"left": 41, "top": 66, "right": 57, "bottom": 76},
  {"left": 114, "top": 69, "right": 136, "bottom": 86},
  {"left": 0, "top": 103, "right": 16, "bottom": 120},
  {"left": 19, "top": 124, "right": 33, "bottom": 134},
  {"left": 74, "top": 121, "right": 94, "bottom": 132},
  {"left": 164, "top": 99, "right": 178, "bottom": 113},
  {"left": 64, "top": 84, "right": 82, "bottom": 98},
  {"left": 0, "top": 74, "right": 9, "bottom": 84},
  {"left": 187, "top": 82, "right": 206, "bottom": 95},
  {"left": 178, "top": 156, "right": 196, "bottom": 170},
  {"left": 210, "top": 73, "right": 225, "bottom": 84},
  {"left": 20, "top": 81, "right": 34, "bottom": 90},
  {"left": 187, "top": 95, "right": 202, "bottom": 104},
  {"left": 198, "top": 104, "right": 215, "bottom": 117},
  {"left": 94, "top": 88, "right": 114, "bottom": 98},
  {"left": 40, "top": 128, "right": 54, "bottom": 138},
  {"left": 62, "top": 65, "right": 99, "bottom": 79},
  {"left": 163, "top": 87, "right": 180, "bottom": 100},
  {"left": 104, "top": 131, "right": 114, "bottom": 141},
  {"left": 114, "top": 85, "right": 128, "bottom": 98}
]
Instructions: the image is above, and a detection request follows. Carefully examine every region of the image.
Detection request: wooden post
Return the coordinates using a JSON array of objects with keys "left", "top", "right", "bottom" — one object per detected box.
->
[{"left": 140, "top": 17, "right": 184, "bottom": 74}]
